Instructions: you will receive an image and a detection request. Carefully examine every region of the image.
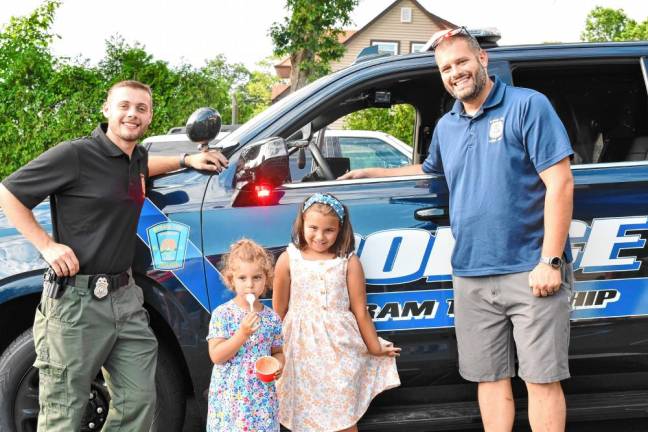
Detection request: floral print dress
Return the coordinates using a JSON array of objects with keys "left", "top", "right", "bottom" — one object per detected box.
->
[
  {"left": 206, "top": 300, "right": 283, "bottom": 432},
  {"left": 277, "top": 243, "right": 400, "bottom": 431}
]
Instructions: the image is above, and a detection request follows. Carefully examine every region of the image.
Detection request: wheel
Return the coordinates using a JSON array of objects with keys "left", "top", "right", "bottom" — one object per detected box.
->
[
  {"left": 151, "top": 344, "right": 186, "bottom": 431},
  {"left": 0, "top": 328, "right": 186, "bottom": 432},
  {"left": 0, "top": 329, "right": 38, "bottom": 432},
  {"left": 308, "top": 136, "right": 335, "bottom": 180}
]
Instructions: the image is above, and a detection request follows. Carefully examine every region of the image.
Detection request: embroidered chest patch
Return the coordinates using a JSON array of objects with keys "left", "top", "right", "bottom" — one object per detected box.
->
[{"left": 488, "top": 117, "right": 505, "bottom": 142}]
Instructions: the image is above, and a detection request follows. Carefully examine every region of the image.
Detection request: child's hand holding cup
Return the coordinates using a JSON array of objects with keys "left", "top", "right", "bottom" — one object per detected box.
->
[{"left": 255, "top": 356, "right": 282, "bottom": 383}]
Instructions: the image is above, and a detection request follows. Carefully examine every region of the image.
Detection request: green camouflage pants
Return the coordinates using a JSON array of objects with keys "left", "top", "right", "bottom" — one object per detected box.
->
[{"left": 33, "top": 274, "right": 158, "bottom": 431}]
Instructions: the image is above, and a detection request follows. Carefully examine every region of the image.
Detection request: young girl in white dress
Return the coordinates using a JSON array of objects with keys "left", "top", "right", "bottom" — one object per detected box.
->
[{"left": 273, "top": 193, "right": 401, "bottom": 432}]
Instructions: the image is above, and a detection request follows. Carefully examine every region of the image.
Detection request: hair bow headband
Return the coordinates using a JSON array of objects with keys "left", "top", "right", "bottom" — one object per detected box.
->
[{"left": 302, "top": 193, "right": 345, "bottom": 221}]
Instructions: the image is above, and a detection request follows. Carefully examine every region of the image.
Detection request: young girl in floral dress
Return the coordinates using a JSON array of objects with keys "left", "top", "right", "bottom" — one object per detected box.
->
[
  {"left": 273, "top": 193, "right": 401, "bottom": 432},
  {"left": 206, "top": 239, "right": 284, "bottom": 431}
]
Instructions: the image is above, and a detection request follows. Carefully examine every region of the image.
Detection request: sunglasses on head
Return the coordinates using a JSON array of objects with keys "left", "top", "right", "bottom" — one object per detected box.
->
[{"left": 430, "top": 26, "right": 475, "bottom": 51}]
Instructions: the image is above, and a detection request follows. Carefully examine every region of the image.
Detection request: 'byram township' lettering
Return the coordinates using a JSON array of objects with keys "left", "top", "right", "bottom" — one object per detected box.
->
[{"left": 357, "top": 216, "right": 648, "bottom": 286}]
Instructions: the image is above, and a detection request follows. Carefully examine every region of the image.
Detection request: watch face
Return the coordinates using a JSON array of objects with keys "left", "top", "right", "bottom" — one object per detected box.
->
[{"left": 550, "top": 256, "right": 562, "bottom": 268}]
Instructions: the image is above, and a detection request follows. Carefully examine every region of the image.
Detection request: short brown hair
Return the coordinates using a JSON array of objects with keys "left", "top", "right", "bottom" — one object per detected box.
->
[
  {"left": 106, "top": 80, "right": 152, "bottom": 101},
  {"left": 436, "top": 32, "right": 481, "bottom": 55},
  {"left": 220, "top": 239, "right": 274, "bottom": 293},
  {"left": 291, "top": 194, "right": 355, "bottom": 257}
]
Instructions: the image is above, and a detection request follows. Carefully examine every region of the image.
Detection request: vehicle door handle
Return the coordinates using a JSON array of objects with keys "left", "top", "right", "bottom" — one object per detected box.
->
[{"left": 414, "top": 206, "right": 449, "bottom": 221}]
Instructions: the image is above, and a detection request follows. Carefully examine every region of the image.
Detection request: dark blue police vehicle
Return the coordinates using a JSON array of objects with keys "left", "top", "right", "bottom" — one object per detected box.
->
[{"left": 2, "top": 39, "right": 648, "bottom": 431}]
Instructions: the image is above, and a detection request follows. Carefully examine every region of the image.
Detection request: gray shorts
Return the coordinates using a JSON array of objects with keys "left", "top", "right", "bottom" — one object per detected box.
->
[{"left": 453, "top": 264, "right": 573, "bottom": 384}]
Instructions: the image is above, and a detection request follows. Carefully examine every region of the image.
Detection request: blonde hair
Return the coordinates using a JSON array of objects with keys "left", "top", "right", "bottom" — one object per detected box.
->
[{"left": 220, "top": 239, "right": 274, "bottom": 293}]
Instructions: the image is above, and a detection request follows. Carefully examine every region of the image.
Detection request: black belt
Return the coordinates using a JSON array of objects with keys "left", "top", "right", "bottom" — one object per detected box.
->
[{"left": 66, "top": 272, "right": 130, "bottom": 300}]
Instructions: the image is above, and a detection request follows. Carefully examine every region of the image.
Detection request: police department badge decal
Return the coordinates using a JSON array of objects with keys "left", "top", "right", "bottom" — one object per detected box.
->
[
  {"left": 489, "top": 117, "right": 504, "bottom": 142},
  {"left": 146, "top": 222, "right": 190, "bottom": 271}
]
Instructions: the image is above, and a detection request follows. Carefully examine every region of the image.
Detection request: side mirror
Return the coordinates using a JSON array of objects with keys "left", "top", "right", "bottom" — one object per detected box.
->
[
  {"left": 300, "top": 123, "right": 312, "bottom": 141},
  {"left": 186, "top": 107, "right": 222, "bottom": 151},
  {"left": 233, "top": 137, "right": 290, "bottom": 207}
]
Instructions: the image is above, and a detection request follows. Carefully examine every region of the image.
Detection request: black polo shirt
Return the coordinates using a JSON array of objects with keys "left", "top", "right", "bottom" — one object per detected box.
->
[{"left": 2, "top": 124, "right": 148, "bottom": 274}]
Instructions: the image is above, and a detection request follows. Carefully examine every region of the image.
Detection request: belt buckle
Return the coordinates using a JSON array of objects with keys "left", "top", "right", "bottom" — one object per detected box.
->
[{"left": 92, "top": 275, "right": 111, "bottom": 300}]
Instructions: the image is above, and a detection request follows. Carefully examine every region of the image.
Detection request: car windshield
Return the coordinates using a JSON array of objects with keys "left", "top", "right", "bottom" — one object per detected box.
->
[{"left": 215, "top": 71, "right": 343, "bottom": 152}]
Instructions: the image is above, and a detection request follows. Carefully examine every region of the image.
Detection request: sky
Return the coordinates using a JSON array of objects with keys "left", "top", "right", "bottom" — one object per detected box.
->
[{"left": 1, "top": 0, "right": 647, "bottom": 71}]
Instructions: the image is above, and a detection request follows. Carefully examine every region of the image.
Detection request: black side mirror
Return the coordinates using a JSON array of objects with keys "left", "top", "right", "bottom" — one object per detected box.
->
[
  {"left": 186, "top": 107, "right": 222, "bottom": 151},
  {"left": 232, "top": 137, "right": 290, "bottom": 207}
]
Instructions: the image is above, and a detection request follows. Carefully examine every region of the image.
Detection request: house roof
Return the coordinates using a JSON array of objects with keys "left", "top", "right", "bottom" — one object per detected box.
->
[
  {"left": 274, "top": 29, "right": 357, "bottom": 72},
  {"left": 341, "top": 0, "right": 457, "bottom": 47},
  {"left": 339, "top": 30, "right": 356, "bottom": 43},
  {"left": 271, "top": 83, "right": 290, "bottom": 101},
  {"left": 271, "top": 0, "right": 457, "bottom": 102}
]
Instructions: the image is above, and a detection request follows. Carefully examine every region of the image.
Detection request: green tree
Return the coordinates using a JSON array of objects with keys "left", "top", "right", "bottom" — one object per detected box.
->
[
  {"left": 581, "top": 6, "right": 648, "bottom": 41},
  {"left": 235, "top": 58, "right": 281, "bottom": 123},
  {"left": 0, "top": 0, "right": 68, "bottom": 177},
  {"left": 0, "top": 0, "right": 278, "bottom": 179},
  {"left": 270, "top": 0, "right": 358, "bottom": 91},
  {"left": 344, "top": 105, "right": 416, "bottom": 147}
]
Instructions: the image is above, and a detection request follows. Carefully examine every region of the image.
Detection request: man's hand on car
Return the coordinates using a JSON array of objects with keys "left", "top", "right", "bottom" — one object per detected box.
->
[
  {"left": 186, "top": 150, "right": 229, "bottom": 172},
  {"left": 338, "top": 168, "right": 370, "bottom": 180}
]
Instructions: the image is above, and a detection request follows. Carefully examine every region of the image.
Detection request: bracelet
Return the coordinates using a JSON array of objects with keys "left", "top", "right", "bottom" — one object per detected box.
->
[{"left": 179, "top": 152, "right": 189, "bottom": 169}]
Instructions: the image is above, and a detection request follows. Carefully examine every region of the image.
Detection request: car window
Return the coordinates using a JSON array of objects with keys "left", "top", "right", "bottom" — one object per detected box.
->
[
  {"left": 286, "top": 101, "right": 418, "bottom": 183},
  {"left": 512, "top": 60, "right": 648, "bottom": 165},
  {"left": 335, "top": 137, "right": 410, "bottom": 169},
  {"left": 145, "top": 140, "right": 198, "bottom": 156}
]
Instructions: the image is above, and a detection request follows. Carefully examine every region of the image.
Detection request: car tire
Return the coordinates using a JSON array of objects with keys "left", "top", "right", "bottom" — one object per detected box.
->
[
  {"left": 151, "top": 343, "right": 186, "bottom": 431},
  {"left": 0, "top": 328, "right": 186, "bottom": 432}
]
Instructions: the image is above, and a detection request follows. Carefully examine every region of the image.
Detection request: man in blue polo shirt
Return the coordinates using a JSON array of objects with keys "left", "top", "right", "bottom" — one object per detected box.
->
[{"left": 340, "top": 28, "right": 574, "bottom": 431}]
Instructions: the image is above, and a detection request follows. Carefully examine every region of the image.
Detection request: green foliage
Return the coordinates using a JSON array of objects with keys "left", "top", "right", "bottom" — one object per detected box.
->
[
  {"left": 0, "top": 1, "right": 276, "bottom": 179},
  {"left": 270, "top": 0, "right": 358, "bottom": 89},
  {"left": 344, "top": 105, "right": 416, "bottom": 147},
  {"left": 581, "top": 7, "right": 648, "bottom": 41},
  {"left": 235, "top": 59, "right": 281, "bottom": 122},
  {"left": 0, "top": 0, "right": 64, "bottom": 177}
]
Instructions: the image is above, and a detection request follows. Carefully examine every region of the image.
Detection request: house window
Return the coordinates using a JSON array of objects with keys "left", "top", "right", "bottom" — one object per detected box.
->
[
  {"left": 371, "top": 40, "right": 399, "bottom": 55},
  {"left": 401, "top": 7, "right": 412, "bottom": 23},
  {"left": 410, "top": 42, "right": 426, "bottom": 53}
]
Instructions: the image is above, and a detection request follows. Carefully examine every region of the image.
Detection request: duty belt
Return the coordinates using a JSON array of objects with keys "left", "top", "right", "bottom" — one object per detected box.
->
[{"left": 66, "top": 272, "right": 130, "bottom": 300}]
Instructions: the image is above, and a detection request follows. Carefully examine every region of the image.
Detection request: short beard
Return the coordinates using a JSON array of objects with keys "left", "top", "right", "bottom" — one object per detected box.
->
[{"left": 452, "top": 65, "right": 488, "bottom": 102}]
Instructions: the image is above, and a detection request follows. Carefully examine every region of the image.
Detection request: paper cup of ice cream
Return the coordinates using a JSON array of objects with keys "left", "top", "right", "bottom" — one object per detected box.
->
[{"left": 255, "top": 356, "right": 280, "bottom": 383}]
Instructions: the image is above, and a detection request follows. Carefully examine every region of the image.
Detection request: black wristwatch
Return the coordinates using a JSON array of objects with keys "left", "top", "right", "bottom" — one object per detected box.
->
[
  {"left": 540, "top": 256, "right": 563, "bottom": 269},
  {"left": 179, "top": 152, "right": 189, "bottom": 169}
]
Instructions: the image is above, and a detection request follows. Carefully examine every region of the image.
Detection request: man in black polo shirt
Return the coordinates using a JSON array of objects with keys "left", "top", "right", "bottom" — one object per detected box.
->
[{"left": 0, "top": 80, "right": 227, "bottom": 431}]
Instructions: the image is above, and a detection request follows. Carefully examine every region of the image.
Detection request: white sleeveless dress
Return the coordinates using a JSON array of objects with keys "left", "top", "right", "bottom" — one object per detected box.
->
[{"left": 277, "top": 243, "right": 400, "bottom": 431}]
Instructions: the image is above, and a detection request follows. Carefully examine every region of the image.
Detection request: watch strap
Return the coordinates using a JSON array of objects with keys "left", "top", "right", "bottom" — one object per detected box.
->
[
  {"left": 540, "top": 256, "right": 563, "bottom": 268},
  {"left": 179, "top": 152, "right": 189, "bottom": 169}
]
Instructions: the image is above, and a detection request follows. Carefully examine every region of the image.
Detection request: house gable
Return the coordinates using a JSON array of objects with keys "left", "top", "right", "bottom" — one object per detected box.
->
[{"left": 330, "top": 0, "right": 455, "bottom": 71}]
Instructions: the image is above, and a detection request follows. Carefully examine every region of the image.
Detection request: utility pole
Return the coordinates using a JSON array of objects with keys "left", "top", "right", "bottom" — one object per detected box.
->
[{"left": 231, "top": 92, "right": 238, "bottom": 126}]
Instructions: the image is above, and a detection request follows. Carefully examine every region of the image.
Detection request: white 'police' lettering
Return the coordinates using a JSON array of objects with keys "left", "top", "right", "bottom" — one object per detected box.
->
[
  {"left": 356, "top": 216, "right": 648, "bottom": 286},
  {"left": 578, "top": 216, "right": 648, "bottom": 273}
]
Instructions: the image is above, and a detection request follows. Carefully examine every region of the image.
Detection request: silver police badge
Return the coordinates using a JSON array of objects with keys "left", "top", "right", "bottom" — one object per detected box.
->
[{"left": 93, "top": 276, "right": 109, "bottom": 299}]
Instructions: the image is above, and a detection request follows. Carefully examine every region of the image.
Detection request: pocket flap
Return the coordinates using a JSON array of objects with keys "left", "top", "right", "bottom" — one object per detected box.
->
[{"left": 33, "top": 359, "right": 66, "bottom": 377}]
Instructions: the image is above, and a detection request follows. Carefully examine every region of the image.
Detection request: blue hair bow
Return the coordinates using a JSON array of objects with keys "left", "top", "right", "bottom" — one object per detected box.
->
[{"left": 302, "top": 193, "right": 345, "bottom": 221}]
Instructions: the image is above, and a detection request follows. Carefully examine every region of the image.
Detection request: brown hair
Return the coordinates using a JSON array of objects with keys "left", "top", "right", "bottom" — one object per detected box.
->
[
  {"left": 291, "top": 194, "right": 355, "bottom": 257},
  {"left": 220, "top": 239, "right": 274, "bottom": 293},
  {"left": 436, "top": 32, "right": 481, "bottom": 55},
  {"left": 106, "top": 80, "right": 152, "bottom": 101}
]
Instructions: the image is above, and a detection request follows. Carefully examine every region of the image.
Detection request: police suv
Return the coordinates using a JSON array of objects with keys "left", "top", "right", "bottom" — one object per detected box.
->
[{"left": 1, "top": 36, "right": 648, "bottom": 431}]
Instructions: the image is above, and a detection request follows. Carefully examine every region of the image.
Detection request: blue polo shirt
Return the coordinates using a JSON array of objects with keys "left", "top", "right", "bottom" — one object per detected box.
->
[{"left": 422, "top": 77, "right": 573, "bottom": 276}]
